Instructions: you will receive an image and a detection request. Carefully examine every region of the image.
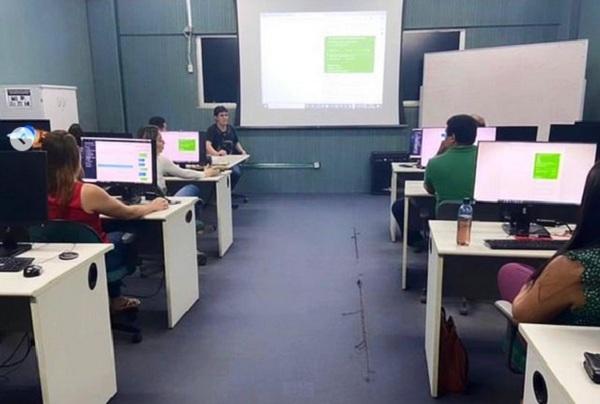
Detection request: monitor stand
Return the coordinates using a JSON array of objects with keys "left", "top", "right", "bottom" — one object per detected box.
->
[
  {"left": 501, "top": 203, "right": 550, "bottom": 238},
  {"left": 120, "top": 186, "right": 142, "bottom": 205},
  {"left": 0, "top": 226, "right": 32, "bottom": 257}
]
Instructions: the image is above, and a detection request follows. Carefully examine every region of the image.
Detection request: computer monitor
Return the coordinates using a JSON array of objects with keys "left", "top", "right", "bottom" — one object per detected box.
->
[
  {"left": 410, "top": 129, "right": 423, "bottom": 156},
  {"left": 474, "top": 141, "right": 597, "bottom": 205},
  {"left": 0, "top": 119, "right": 51, "bottom": 151},
  {"left": 0, "top": 151, "right": 48, "bottom": 257},
  {"left": 420, "top": 126, "right": 496, "bottom": 167},
  {"left": 549, "top": 124, "right": 600, "bottom": 160},
  {"left": 84, "top": 131, "right": 133, "bottom": 139},
  {"left": 81, "top": 137, "right": 156, "bottom": 190},
  {"left": 161, "top": 131, "right": 208, "bottom": 165},
  {"left": 496, "top": 126, "right": 538, "bottom": 142}
]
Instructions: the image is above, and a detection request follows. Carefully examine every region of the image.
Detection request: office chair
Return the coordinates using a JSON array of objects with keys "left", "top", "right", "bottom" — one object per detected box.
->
[
  {"left": 496, "top": 263, "right": 535, "bottom": 373},
  {"left": 28, "top": 220, "right": 143, "bottom": 343}
]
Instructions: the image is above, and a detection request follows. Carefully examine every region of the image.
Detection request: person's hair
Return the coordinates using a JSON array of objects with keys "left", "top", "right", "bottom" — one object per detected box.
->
[
  {"left": 40, "top": 130, "right": 81, "bottom": 208},
  {"left": 148, "top": 116, "right": 166, "bottom": 129},
  {"left": 532, "top": 162, "right": 600, "bottom": 281},
  {"left": 471, "top": 114, "right": 486, "bottom": 128},
  {"left": 67, "top": 123, "right": 84, "bottom": 146},
  {"left": 446, "top": 114, "right": 478, "bottom": 145},
  {"left": 213, "top": 106, "right": 228, "bottom": 117},
  {"left": 136, "top": 125, "right": 161, "bottom": 142}
]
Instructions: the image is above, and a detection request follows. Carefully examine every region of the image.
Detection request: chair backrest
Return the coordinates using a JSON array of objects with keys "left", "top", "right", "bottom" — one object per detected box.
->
[
  {"left": 497, "top": 263, "right": 536, "bottom": 302},
  {"left": 28, "top": 220, "right": 103, "bottom": 244}
]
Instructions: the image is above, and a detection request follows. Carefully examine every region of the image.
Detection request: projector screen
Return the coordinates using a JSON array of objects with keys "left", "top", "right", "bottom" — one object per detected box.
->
[{"left": 237, "top": 0, "right": 404, "bottom": 127}]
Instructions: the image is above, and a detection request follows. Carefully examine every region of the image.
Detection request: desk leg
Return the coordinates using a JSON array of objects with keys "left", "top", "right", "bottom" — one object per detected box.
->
[
  {"left": 401, "top": 196, "right": 410, "bottom": 290},
  {"left": 31, "top": 256, "right": 116, "bottom": 404},
  {"left": 424, "top": 238, "right": 444, "bottom": 398},
  {"left": 216, "top": 174, "right": 233, "bottom": 257},
  {"left": 162, "top": 205, "right": 200, "bottom": 328},
  {"left": 390, "top": 171, "right": 398, "bottom": 241}
]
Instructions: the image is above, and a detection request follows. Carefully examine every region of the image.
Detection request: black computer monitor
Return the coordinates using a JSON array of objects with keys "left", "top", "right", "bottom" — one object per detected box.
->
[
  {"left": 496, "top": 126, "right": 538, "bottom": 142},
  {"left": 161, "top": 131, "right": 208, "bottom": 165},
  {"left": 549, "top": 124, "right": 600, "bottom": 160},
  {"left": 0, "top": 119, "right": 51, "bottom": 151},
  {"left": 84, "top": 131, "right": 133, "bottom": 139},
  {"left": 0, "top": 151, "right": 48, "bottom": 257},
  {"left": 80, "top": 137, "right": 157, "bottom": 203}
]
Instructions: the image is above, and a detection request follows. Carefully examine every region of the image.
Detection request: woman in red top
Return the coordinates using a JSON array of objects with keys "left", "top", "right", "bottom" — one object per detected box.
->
[{"left": 41, "top": 131, "right": 168, "bottom": 312}]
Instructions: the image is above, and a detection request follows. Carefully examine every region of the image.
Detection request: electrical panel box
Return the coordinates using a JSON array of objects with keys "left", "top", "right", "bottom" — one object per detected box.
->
[{"left": 0, "top": 85, "right": 79, "bottom": 131}]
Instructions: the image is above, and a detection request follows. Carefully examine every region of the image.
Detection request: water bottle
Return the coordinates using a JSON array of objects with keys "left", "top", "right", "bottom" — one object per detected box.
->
[{"left": 457, "top": 198, "right": 473, "bottom": 246}]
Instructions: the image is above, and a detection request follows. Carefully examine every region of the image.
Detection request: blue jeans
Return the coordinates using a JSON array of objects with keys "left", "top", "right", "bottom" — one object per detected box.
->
[
  {"left": 174, "top": 184, "right": 204, "bottom": 217},
  {"left": 231, "top": 165, "right": 242, "bottom": 190},
  {"left": 105, "top": 231, "right": 130, "bottom": 298}
]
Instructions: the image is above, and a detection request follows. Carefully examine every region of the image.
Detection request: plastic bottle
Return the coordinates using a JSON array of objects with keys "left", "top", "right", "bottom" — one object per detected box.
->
[{"left": 457, "top": 198, "right": 473, "bottom": 246}]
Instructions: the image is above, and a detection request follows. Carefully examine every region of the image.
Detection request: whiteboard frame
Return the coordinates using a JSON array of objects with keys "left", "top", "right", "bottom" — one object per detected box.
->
[
  {"left": 402, "top": 28, "right": 466, "bottom": 107},
  {"left": 196, "top": 35, "right": 238, "bottom": 110}
]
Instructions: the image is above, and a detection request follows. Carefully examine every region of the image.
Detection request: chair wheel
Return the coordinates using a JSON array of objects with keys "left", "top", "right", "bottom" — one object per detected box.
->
[
  {"left": 132, "top": 333, "right": 143, "bottom": 344},
  {"left": 197, "top": 253, "right": 207, "bottom": 266}
]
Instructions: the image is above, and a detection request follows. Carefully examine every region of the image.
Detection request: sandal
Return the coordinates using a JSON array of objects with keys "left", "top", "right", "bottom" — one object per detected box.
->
[{"left": 110, "top": 296, "right": 141, "bottom": 314}]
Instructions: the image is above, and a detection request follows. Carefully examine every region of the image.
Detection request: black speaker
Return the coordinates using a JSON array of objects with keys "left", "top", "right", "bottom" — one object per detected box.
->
[{"left": 370, "top": 152, "right": 410, "bottom": 195}]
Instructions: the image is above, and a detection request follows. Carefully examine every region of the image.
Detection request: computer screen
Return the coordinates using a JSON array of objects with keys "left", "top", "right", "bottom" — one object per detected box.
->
[
  {"left": 81, "top": 138, "right": 156, "bottom": 186},
  {"left": 161, "top": 131, "right": 207, "bottom": 164},
  {"left": 496, "top": 126, "right": 538, "bottom": 142},
  {"left": 410, "top": 129, "right": 422, "bottom": 156},
  {"left": 84, "top": 131, "right": 132, "bottom": 139},
  {"left": 474, "top": 141, "right": 597, "bottom": 205},
  {"left": 0, "top": 119, "right": 51, "bottom": 151},
  {"left": 420, "top": 126, "right": 496, "bottom": 167},
  {"left": 0, "top": 151, "right": 48, "bottom": 225}
]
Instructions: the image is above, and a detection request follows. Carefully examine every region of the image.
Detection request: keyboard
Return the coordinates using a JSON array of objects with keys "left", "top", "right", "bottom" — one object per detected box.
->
[
  {"left": 484, "top": 239, "right": 567, "bottom": 251},
  {"left": 0, "top": 257, "right": 34, "bottom": 273}
]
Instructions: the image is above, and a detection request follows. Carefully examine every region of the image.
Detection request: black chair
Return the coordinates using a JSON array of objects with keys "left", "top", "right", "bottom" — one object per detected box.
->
[{"left": 28, "top": 220, "right": 143, "bottom": 343}]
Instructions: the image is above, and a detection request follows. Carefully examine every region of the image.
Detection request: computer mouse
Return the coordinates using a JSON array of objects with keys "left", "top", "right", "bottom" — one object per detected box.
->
[
  {"left": 23, "top": 265, "right": 42, "bottom": 278},
  {"left": 59, "top": 251, "right": 79, "bottom": 261}
]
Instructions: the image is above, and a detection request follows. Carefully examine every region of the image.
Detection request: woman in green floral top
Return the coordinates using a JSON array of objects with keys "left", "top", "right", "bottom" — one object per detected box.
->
[{"left": 513, "top": 162, "right": 600, "bottom": 325}]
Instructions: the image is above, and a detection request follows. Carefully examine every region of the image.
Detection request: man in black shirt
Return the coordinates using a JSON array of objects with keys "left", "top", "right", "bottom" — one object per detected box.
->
[{"left": 206, "top": 106, "right": 247, "bottom": 189}]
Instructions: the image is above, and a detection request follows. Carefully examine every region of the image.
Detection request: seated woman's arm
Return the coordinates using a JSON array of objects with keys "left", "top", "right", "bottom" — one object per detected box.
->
[
  {"left": 81, "top": 184, "right": 168, "bottom": 219},
  {"left": 512, "top": 255, "right": 585, "bottom": 323},
  {"left": 161, "top": 156, "right": 218, "bottom": 179}
]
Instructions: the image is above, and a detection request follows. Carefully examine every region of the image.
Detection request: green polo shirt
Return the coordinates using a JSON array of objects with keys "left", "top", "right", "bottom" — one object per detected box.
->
[{"left": 424, "top": 145, "right": 477, "bottom": 209}]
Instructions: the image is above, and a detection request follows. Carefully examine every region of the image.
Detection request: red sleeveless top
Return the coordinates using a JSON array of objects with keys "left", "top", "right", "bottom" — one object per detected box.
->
[{"left": 48, "top": 181, "right": 109, "bottom": 243}]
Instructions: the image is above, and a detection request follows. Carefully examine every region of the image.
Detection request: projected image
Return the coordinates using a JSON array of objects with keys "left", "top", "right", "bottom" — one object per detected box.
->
[{"left": 260, "top": 11, "right": 386, "bottom": 110}]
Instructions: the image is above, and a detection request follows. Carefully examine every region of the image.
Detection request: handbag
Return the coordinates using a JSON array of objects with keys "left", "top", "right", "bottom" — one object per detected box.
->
[{"left": 438, "top": 307, "right": 469, "bottom": 394}]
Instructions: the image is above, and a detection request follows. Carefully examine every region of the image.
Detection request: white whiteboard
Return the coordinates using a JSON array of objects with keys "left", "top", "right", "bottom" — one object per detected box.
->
[{"left": 419, "top": 40, "right": 588, "bottom": 140}]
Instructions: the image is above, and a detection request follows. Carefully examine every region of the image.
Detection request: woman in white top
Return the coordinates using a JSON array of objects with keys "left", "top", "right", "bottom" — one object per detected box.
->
[{"left": 136, "top": 125, "right": 218, "bottom": 216}]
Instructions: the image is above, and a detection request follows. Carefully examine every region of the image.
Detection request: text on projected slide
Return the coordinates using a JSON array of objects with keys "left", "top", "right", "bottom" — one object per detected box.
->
[{"left": 260, "top": 11, "right": 386, "bottom": 110}]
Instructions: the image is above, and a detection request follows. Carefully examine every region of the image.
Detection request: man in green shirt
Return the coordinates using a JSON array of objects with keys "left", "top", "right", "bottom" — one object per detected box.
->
[{"left": 424, "top": 114, "right": 478, "bottom": 209}]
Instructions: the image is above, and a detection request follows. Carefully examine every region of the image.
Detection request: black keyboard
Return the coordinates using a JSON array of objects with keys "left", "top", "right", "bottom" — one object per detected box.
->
[
  {"left": 485, "top": 239, "right": 567, "bottom": 251},
  {"left": 0, "top": 257, "right": 34, "bottom": 273}
]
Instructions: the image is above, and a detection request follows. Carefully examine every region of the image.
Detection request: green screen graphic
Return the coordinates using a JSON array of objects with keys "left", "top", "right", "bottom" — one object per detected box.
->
[
  {"left": 533, "top": 153, "right": 561, "bottom": 180},
  {"left": 325, "top": 36, "right": 375, "bottom": 73},
  {"left": 178, "top": 139, "right": 197, "bottom": 152}
]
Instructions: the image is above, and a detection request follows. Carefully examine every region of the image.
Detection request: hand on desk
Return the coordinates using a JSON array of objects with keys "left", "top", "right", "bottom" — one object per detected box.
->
[
  {"left": 204, "top": 166, "right": 219, "bottom": 177},
  {"left": 217, "top": 150, "right": 227, "bottom": 156},
  {"left": 149, "top": 197, "right": 169, "bottom": 212}
]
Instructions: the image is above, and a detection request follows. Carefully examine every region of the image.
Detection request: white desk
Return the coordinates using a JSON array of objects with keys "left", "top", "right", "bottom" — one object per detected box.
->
[
  {"left": 210, "top": 154, "right": 249, "bottom": 169},
  {"left": 400, "top": 180, "right": 433, "bottom": 289},
  {"left": 103, "top": 196, "right": 199, "bottom": 328},
  {"left": 0, "top": 243, "right": 116, "bottom": 404},
  {"left": 389, "top": 162, "right": 425, "bottom": 241},
  {"left": 166, "top": 172, "right": 233, "bottom": 257},
  {"left": 520, "top": 324, "right": 600, "bottom": 404},
  {"left": 425, "top": 221, "right": 555, "bottom": 397}
]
